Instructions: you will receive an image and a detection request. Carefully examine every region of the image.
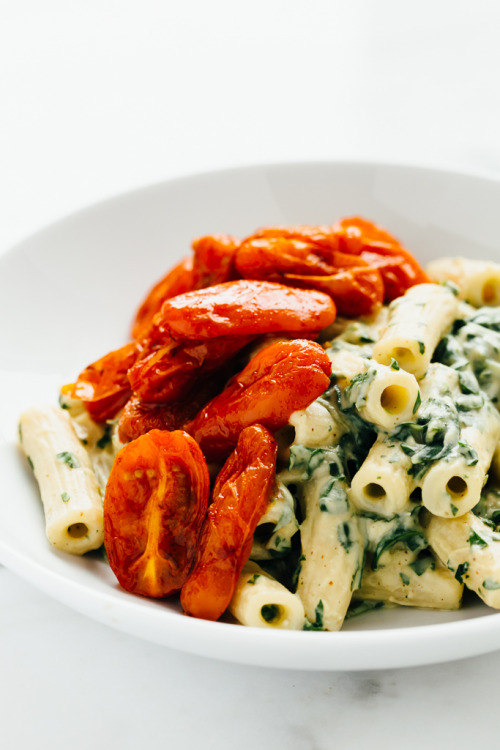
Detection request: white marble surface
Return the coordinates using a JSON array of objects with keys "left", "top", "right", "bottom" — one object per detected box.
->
[{"left": 2, "top": 1, "right": 500, "bottom": 747}]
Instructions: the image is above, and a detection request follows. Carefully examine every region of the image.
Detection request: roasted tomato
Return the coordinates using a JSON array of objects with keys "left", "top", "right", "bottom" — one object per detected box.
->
[
  {"left": 334, "top": 216, "right": 430, "bottom": 301},
  {"left": 235, "top": 234, "right": 384, "bottom": 316},
  {"left": 131, "top": 257, "right": 196, "bottom": 340},
  {"left": 284, "top": 266, "right": 383, "bottom": 316},
  {"left": 186, "top": 339, "right": 332, "bottom": 462},
  {"left": 247, "top": 224, "right": 339, "bottom": 254},
  {"left": 180, "top": 424, "right": 277, "bottom": 621},
  {"left": 191, "top": 234, "right": 240, "bottom": 289},
  {"left": 148, "top": 280, "right": 336, "bottom": 342},
  {"left": 118, "top": 364, "right": 235, "bottom": 443},
  {"left": 74, "top": 341, "right": 139, "bottom": 422},
  {"left": 128, "top": 334, "right": 253, "bottom": 404},
  {"left": 104, "top": 429, "right": 209, "bottom": 598}
]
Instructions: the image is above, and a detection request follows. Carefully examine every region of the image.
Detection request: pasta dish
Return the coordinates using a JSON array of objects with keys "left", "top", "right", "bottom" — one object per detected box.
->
[{"left": 18, "top": 217, "right": 500, "bottom": 631}]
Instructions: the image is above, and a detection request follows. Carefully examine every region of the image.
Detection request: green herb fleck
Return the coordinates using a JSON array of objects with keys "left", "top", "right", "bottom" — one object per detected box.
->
[
  {"left": 303, "top": 600, "right": 325, "bottom": 631},
  {"left": 27, "top": 455, "right": 34, "bottom": 470},
  {"left": 399, "top": 572, "right": 410, "bottom": 586},
  {"left": 56, "top": 451, "right": 80, "bottom": 469},
  {"left": 418, "top": 341, "right": 426, "bottom": 355},
  {"left": 483, "top": 578, "right": 500, "bottom": 591},
  {"left": 390, "top": 358, "right": 400, "bottom": 370},
  {"left": 450, "top": 503, "right": 459, "bottom": 516},
  {"left": 96, "top": 424, "right": 113, "bottom": 450},
  {"left": 412, "top": 391, "right": 422, "bottom": 414},
  {"left": 409, "top": 554, "right": 435, "bottom": 576},
  {"left": 61, "top": 492, "right": 71, "bottom": 503},
  {"left": 337, "top": 522, "right": 353, "bottom": 553},
  {"left": 455, "top": 561, "right": 469, "bottom": 584},
  {"left": 469, "top": 529, "right": 488, "bottom": 548}
]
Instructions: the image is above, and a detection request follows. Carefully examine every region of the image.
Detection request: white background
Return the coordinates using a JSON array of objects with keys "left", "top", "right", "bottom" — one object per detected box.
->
[{"left": 1, "top": 2, "right": 500, "bottom": 748}]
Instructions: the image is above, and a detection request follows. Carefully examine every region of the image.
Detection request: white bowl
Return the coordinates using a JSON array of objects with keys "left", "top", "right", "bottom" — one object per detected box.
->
[{"left": 2, "top": 160, "right": 500, "bottom": 671}]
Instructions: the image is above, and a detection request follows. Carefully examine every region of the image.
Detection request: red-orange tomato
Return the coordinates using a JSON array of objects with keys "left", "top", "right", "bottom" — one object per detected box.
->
[
  {"left": 104, "top": 429, "right": 210, "bottom": 598},
  {"left": 180, "top": 424, "right": 277, "bottom": 621},
  {"left": 186, "top": 339, "right": 332, "bottom": 462},
  {"left": 248, "top": 224, "right": 339, "bottom": 255},
  {"left": 334, "top": 217, "right": 430, "bottom": 300},
  {"left": 150, "top": 280, "right": 336, "bottom": 342},
  {"left": 118, "top": 397, "right": 188, "bottom": 443},
  {"left": 131, "top": 256, "right": 196, "bottom": 340},
  {"left": 235, "top": 236, "right": 336, "bottom": 279},
  {"left": 235, "top": 234, "right": 384, "bottom": 316},
  {"left": 191, "top": 234, "right": 241, "bottom": 289},
  {"left": 284, "top": 266, "right": 383, "bottom": 317},
  {"left": 74, "top": 342, "right": 139, "bottom": 422},
  {"left": 128, "top": 334, "right": 253, "bottom": 404},
  {"left": 118, "top": 366, "right": 233, "bottom": 443}
]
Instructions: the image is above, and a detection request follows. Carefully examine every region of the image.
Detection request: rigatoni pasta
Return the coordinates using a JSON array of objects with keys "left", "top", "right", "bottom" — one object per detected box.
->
[
  {"left": 427, "top": 257, "right": 500, "bottom": 307},
  {"left": 229, "top": 561, "right": 305, "bottom": 629},
  {"left": 372, "top": 283, "right": 460, "bottom": 378},
  {"left": 19, "top": 405, "right": 104, "bottom": 554}
]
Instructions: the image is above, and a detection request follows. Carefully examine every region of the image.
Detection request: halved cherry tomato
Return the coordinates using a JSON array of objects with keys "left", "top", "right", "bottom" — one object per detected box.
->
[
  {"left": 131, "top": 257, "right": 196, "bottom": 340},
  {"left": 284, "top": 266, "right": 383, "bottom": 316},
  {"left": 180, "top": 424, "right": 277, "bottom": 621},
  {"left": 74, "top": 341, "right": 139, "bottom": 422},
  {"left": 118, "top": 364, "right": 235, "bottom": 443},
  {"left": 334, "top": 217, "right": 430, "bottom": 300},
  {"left": 235, "top": 234, "right": 384, "bottom": 316},
  {"left": 118, "top": 397, "right": 187, "bottom": 443},
  {"left": 128, "top": 334, "right": 253, "bottom": 404},
  {"left": 104, "top": 429, "right": 209, "bottom": 598},
  {"left": 235, "top": 236, "right": 335, "bottom": 279},
  {"left": 248, "top": 224, "right": 339, "bottom": 255},
  {"left": 149, "top": 280, "right": 336, "bottom": 342},
  {"left": 191, "top": 234, "right": 240, "bottom": 289},
  {"left": 186, "top": 339, "right": 332, "bottom": 462}
]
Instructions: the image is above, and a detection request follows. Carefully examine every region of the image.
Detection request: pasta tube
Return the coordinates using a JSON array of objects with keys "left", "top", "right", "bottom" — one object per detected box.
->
[
  {"left": 59, "top": 388, "right": 123, "bottom": 494},
  {"left": 229, "top": 562, "right": 305, "bottom": 629},
  {"left": 349, "top": 435, "right": 415, "bottom": 516},
  {"left": 288, "top": 399, "right": 344, "bottom": 448},
  {"left": 427, "top": 512, "right": 500, "bottom": 608},
  {"left": 372, "top": 283, "right": 460, "bottom": 379},
  {"left": 355, "top": 548, "right": 463, "bottom": 610},
  {"left": 251, "top": 481, "right": 299, "bottom": 559},
  {"left": 329, "top": 349, "right": 421, "bottom": 431},
  {"left": 419, "top": 366, "right": 500, "bottom": 517},
  {"left": 19, "top": 405, "right": 104, "bottom": 554},
  {"left": 296, "top": 448, "right": 364, "bottom": 631},
  {"left": 421, "top": 405, "right": 500, "bottom": 518},
  {"left": 426, "top": 256, "right": 500, "bottom": 307},
  {"left": 394, "top": 363, "right": 500, "bottom": 518}
]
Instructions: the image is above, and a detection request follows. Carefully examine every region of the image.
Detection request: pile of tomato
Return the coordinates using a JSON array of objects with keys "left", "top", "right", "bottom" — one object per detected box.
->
[{"left": 65, "top": 217, "right": 428, "bottom": 620}]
